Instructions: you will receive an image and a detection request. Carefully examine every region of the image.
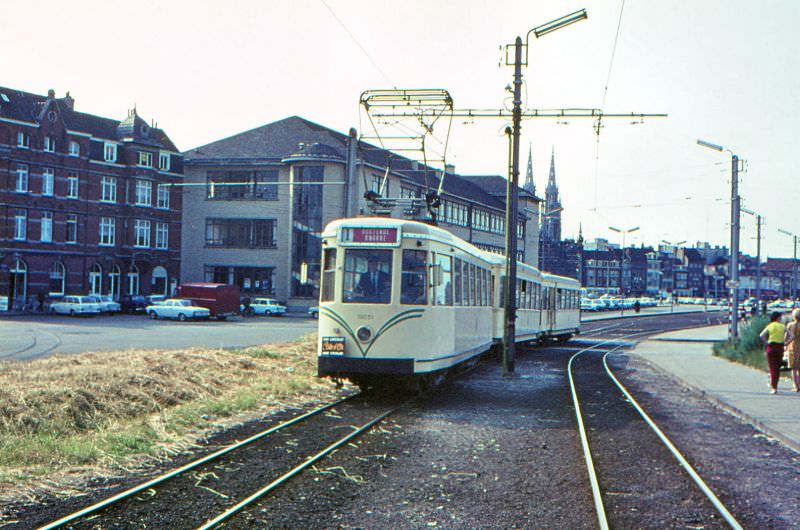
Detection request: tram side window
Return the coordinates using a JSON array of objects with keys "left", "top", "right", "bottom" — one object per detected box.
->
[
  {"left": 320, "top": 248, "right": 336, "bottom": 302},
  {"left": 476, "top": 266, "right": 483, "bottom": 307},
  {"left": 469, "top": 264, "right": 476, "bottom": 306},
  {"left": 483, "top": 269, "right": 490, "bottom": 306},
  {"left": 343, "top": 249, "right": 392, "bottom": 304},
  {"left": 434, "top": 254, "right": 453, "bottom": 306},
  {"left": 453, "top": 258, "right": 462, "bottom": 305},
  {"left": 401, "top": 249, "right": 427, "bottom": 305}
]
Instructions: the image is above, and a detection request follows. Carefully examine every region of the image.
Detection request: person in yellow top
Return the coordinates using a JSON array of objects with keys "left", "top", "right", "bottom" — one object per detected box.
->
[
  {"left": 783, "top": 309, "right": 800, "bottom": 392},
  {"left": 760, "top": 312, "right": 787, "bottom": 394}
]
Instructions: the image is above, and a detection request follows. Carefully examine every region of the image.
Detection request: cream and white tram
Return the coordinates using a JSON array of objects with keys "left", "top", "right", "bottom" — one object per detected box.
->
[{"left": 316, "top": 217, "right": 580, "bottom": 387}]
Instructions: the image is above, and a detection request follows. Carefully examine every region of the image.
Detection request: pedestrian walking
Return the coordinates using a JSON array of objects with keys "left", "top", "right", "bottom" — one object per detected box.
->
[
  {"left": 784, "top": 309, "right": 800, "bottom": 392},
  {"left": 760, "top": 312, "right": 787, "bottom": 394}
]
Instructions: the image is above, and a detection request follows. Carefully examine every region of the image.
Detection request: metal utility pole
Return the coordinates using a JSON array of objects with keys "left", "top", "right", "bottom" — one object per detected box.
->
[
  {"left": 782, "top": 229, "right": 799, "bottom": 301},
  {"left": 730, "top": 155, "right": 741, "bottom": 339},
  {"left": 698, "top": 139, "right": 742, "bottom": 340},
  {"left": 756, "top": 214, "right": 762, "bottom": 303}
]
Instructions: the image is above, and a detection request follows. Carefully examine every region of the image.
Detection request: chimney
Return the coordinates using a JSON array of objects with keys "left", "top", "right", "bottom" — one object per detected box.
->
[
  {"left": 445, "top": 163, "right": 455, "bottom": 174},
  {"left": 47, "top": 89, "right": 55, "bottom": 99},
  {"left": 62, "top": 91, "right": 74, "bottom": 110}
]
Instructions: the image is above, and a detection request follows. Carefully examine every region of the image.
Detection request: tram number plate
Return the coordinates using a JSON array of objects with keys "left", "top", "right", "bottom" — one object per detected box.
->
[{"left": 321, "top": 337, "right": 345, "bottom": 356}]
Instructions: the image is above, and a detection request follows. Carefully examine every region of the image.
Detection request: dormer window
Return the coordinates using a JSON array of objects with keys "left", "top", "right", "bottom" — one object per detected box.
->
[
  {"left": 69, "top": 141, "right": 80, "bottom": 157},
  {"left": 104, "top": 142, "right": 117, "bottom": 163},
  {"left": 17, "top": 131, "right": 30, "bottom": 148},
  {"left": 43, "top": 136, "right": 55, "bottom": 152},
  {"left": 158, "top": 152, "right": 170, "bottom": 171},
  {"left": 138, "top": 151, "right": 153, "bottom": 167}
]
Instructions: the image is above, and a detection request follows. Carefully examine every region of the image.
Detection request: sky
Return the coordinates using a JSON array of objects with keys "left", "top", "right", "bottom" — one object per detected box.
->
[{"left": 4, "top": 0, "right": 800, "bottom": 258}]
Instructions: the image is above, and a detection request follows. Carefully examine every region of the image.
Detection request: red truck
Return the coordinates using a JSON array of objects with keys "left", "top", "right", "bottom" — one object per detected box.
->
[{"left": 174, "top": 283, "right": 240, "bottom": 320}]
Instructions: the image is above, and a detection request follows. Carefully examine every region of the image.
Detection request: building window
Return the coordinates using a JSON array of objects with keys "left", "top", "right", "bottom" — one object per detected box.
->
[
  {"left": 369, "top": 174, "right": 388, "bottom": 196},
  {"left": 206, "top": 170, "right": 279, "bottom": 201},
  {"left": 99, "top": 217, "right": 115, "bottom": 246},
  {"left": 49, "top": 262, "right": 66, "bottom": 296},
  {"left": 69, "top": 141, "right": 80, "bottom": 157},
  {"left": 155, "top": 222, "right": 168, "bottom": 249},
  {"left": 67, "top": 172, "right": 79, "bottom": 198},
  {"left": 158, "top": 152, "right": 170, "bottom": 171},
  {"left": 135, "top": 179, "right": 152, "bottom": 206},
  {"left": 40, "top": 212, "right": 53, "bottom": 242},
  {"left": 101, "top": 176, "right": 117, "bottom": 202},
  {"left": 205, "top": 218, "right": 277, "bottom": 248},
  {"left": 89, "top": 263, "right": 102, "bottom": 295},
  {"left": 137, "top": 151, "right": 153, "bottom": 167},
  {"left": 134, "top": 219, "right": 151, "bottom": 247},
  {"left": 104, "top": 142, "right": 117, "bottom": 162},
  {"left": 156, "top": 184, "right": 170, "bottom": 209},
  {"left": 15, "top": 165, "right": 28, "bottom": 192},
  {"left": 42, "top": 168, "right": 54, "bottom": 196},
  {"left": 205, "top": 266, "right": 275, "bottom": 295},
  {"left": 14, "top": 210, "right": 26, "bottom": 240},
  {"left": 43, "top": 136, "right": 55, "bottom": 152},
  {"left": 66, "top": 214, "right": 78, "bottom": 243},
  {"left": 17, "top": 131, "right": 30, "bottom": 148}
]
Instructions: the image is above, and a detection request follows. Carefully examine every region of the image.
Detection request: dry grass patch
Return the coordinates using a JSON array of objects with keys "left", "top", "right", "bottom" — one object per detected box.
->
[{"left": 0, "top": 333, "right": 339, "bottom": 503}]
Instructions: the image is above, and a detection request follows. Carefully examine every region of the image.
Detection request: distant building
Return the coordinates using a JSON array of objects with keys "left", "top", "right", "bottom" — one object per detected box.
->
[
  {"left": 0, "top": 87, "right": 182, "bottom": 310},
  {"left": 181, "top": 116, "right": 540, "bottom": 310}
]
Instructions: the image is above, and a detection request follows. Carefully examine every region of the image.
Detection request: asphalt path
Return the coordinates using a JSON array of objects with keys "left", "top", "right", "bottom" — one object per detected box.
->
[
  {"left": 0, "top": 314, "right": 317, "bottom": 361},
  {"left": 0, "top": 304, "right": 719, "bottom": 362}
]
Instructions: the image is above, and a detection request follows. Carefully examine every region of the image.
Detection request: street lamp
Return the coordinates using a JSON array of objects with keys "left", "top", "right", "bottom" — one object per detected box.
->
[
  {"left": 778, "top": 228, "right": 798, "bottom": 302},
  {"left": 698, "top": 138, "right": 742, "bottom": 340},
  {"left": 609, "top": 226, "right": 639, "bottom": 297},
  {"left": 742, "top": 208, "right": 763, "bottom": 304},
  {"left": 501, "top": 8, "right": 587, "bottom": 375}
]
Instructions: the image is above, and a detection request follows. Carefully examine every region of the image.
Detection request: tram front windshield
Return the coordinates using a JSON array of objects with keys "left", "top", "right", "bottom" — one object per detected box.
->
[{"left": 343, "top": 249, "right": 392, "bottom": 304}]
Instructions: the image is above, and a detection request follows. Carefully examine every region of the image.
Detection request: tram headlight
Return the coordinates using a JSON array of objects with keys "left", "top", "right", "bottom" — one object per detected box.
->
[{"left": 356, "top": 326, "right": 373, "bottom": 343}]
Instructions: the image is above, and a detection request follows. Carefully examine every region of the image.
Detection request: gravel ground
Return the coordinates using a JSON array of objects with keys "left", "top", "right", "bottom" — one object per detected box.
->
[{"left": 11, "top": 313, "right": 800, "bottom": 529}]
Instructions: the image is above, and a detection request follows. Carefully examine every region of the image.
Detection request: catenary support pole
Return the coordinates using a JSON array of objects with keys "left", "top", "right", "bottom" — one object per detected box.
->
[
  {"left": 730, "top": 155, "right": 740, "bottom": 339},
  {"left": 503, "top": 36, "right": 523, "bottom": 375}
]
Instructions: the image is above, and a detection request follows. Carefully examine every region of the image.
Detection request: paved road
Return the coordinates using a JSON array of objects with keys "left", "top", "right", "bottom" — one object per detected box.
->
[{"left": 0, "top": 314, "right": 317, "bottom": 361}]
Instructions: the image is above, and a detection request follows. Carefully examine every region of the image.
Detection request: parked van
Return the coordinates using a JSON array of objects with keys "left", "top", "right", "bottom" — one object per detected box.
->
[{"left": 174, "top": 283, "right": 240, "bottom": 320}]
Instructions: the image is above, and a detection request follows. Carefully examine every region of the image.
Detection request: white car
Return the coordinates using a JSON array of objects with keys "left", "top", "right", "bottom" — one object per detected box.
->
[
  {"left": 147, "top": 299, "right": 211, "bottom": 321},
  {"left": 50, "top": 296, "right": 102, "bottom": 316},
  {"left": 242, "top": 298, "right": 287, "bottom": 316},
  {"left": 87, "top": 295, "right": 121, "bottom": 314}
]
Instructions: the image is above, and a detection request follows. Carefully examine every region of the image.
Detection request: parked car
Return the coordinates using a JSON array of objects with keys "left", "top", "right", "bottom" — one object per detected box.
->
[
  {"left": 87, "top": 295, "right": 121, "bottom": 314},
  {"left": 120, "top": 294, "right": 148, "bottom": 314},
  {"left": 146, "top": 299, "right": 211, "bottom": 321},
  {"left": 50, "top": 296, "right": 102, "bottom": 316},
  {"left": 308, "top": 306, "right": 319, "bottom": 319},
  {"left": 174, "top": 283, "right": 240, "bottom": 320},
  {"left": 242, "top": 298, "right": 287, "bottom": 316}
]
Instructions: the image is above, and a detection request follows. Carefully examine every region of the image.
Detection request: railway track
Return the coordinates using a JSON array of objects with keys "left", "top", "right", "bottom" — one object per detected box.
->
[
  {"left": 36, "top": 393, "right": 410, "bottom": 529},
  {"left": 567, "top": 314, "right": 741, "bottom": 529}
]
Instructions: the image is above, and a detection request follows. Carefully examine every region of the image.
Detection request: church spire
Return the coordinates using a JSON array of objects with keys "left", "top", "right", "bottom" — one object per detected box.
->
[
  {"left": 548, "top": 146, "right": 556, "bottom": 187},
  {"left": 542, "top": 146, "right": 562, "bottom": 242},
  {"left": 524, "top": 142, "right": 535, "bottom": 195}
]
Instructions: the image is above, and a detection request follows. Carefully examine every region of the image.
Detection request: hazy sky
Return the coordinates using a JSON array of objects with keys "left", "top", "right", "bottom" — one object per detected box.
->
[{"left": 5, "top": 0, "right": 799, "bottom": 257}]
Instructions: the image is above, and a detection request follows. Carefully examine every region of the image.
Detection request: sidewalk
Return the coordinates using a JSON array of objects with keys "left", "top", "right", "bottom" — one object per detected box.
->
[{"left": 632, "top": 324, "right": 800, "bottom": 453}]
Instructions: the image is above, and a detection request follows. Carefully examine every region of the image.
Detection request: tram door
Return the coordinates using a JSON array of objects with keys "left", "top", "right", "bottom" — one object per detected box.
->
[{"left": 542, "top": 286, "right": 557, "bottom": 331}]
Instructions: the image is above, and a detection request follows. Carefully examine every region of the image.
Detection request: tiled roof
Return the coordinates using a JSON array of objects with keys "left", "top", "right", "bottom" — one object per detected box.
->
[
  {"left": 0, "top": 86, "right": 178, "bottom": 151},
  {"left": 183, "top": 115, "right": 523, "bottom": 213}
]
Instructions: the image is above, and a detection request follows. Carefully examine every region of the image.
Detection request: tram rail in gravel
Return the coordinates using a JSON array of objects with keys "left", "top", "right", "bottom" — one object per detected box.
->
[
  {"left": 38, "top": 394, "right": 359, "bottom": 529},
  {"left": 568, "top": 316, "right": 742, "bottom": 529}
]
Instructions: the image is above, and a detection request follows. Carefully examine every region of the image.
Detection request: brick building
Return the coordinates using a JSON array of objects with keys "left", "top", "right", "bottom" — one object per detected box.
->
[{"left": 0, "top": 87, "right": 182, "bottom": 310}]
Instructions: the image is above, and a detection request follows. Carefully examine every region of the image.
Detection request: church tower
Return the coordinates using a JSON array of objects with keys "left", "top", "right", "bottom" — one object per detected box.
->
[
  {"left": 542, "top": 147, "right": 562, "bottom": 242},
  {"left": 523, "top": 143, "right": 536, "bottom": 196}
]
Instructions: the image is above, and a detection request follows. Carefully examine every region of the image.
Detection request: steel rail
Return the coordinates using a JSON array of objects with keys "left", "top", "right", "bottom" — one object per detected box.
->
[
  {"left": 38, "top": 395, "right": 357, "bottom": 530},
  {"left": 602, "top": 351, "right": 744, "bottom": 529},
  {"left": 196, "top": 402, "right": 405, "bottom": 529},
  {"left": 567, "top": 338, "right": 633, "bottom": 530}
]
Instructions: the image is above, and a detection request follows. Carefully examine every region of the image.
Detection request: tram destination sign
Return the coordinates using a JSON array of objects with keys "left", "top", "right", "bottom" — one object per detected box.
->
[{"left": 339, "top": 226, "right": 401, "bottom": 246}]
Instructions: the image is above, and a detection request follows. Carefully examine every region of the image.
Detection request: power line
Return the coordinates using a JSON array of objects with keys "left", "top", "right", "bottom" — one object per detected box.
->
[{"left": 320, "top": 0, "right": 394, "bottom": 87}]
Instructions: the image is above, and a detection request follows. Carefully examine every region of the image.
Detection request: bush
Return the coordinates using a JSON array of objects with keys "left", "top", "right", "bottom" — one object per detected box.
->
[{"left": 713, "top": 314, "right": 771, "bottom": 370}]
